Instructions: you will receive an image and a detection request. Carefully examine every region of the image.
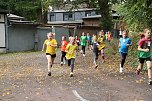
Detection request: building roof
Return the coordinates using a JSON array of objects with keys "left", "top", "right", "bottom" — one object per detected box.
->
[
  {"left": 82, "top": 15, "right": 101, "bottom": 19},
  {"left": 7, "top": 14, "right": 39, "bottom": 25},
  {"left": 47, "top": 20, "right": 83, "bottom": 25},
  {"left": 9, "top": 20, "right": 32, "bottom": 23},
  {"left": 7, "top": 14, "right": 24, "bottom": 19},
  {"left": 48, "top": 8, "right": 96, "bottom": 13},
  {"left": 82, "top": 13, "right": 120, "bottom": 19}
]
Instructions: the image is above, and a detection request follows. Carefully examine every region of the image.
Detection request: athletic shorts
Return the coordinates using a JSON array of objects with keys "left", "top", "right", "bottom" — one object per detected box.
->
[
  {"left": 119, "top": 35, "right": 122, "bottom": 38},
  {"left": 77, "top": 42, "right": 80, "bottom": 46},
  {"left": 46, "top": 53, "right": 56, "bottom": 58},
  {"left": 87, "top": 41, "right": 92, "bottom": 45},
  {"left": 139, "top": 57, "right": 151, "bottom": 63}
]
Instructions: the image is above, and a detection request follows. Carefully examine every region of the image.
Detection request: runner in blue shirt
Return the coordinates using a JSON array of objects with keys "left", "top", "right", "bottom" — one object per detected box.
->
[
  {"left": 118, "top": 30, "right": 132, "bottom": 73},
  {"left": 87, "top": 33, "right": 92, "bottom": 50}
]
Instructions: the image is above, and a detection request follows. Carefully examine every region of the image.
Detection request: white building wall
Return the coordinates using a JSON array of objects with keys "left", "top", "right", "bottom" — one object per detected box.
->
[
  {"left": 0, "top": 14, "right": 4, "bottom": 22},
  {"left": 0, "top": 24, "right": 5, "bottom": 47},
  {"left": 0, "top": 14, "right": 6, "bottom": 53}
]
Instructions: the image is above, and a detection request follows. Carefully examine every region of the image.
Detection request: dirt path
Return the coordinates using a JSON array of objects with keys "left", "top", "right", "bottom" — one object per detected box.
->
[{"left": 0, "top": 51, "right": 151, "bottom": 101}]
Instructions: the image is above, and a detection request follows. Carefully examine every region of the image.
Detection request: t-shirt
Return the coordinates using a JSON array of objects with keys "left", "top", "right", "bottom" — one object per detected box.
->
[
  {"left": 97, "top": 37, "right": 106, "bottom": 50},
  {"left": 80, "top": 36, "right": 87, "bottom": 46},
  {"left": 65, "top": 44, "right": 78, "bottom": 59},
  {"left": 108, "top": 34, "right": 112, "bottom": 40},
  {"left": 97, "top": 36, "right": 105, "bottom": 43},
  {"left": 61, "top": 40, "right": 68, "bottom": 52},
  {"left": 105, "top": 34, "right": 108, "bottom": 39},
  {"left": 91, "top": 36, "right": 96, "bottom": 43},
  {"left": 138, "top": 38, "right": 152, "bottom": 58},
  {"left": 119, "top": 37, "right": 132, "bottom": 53},
  {"left": 97, "top": 36, "right": 101, "bottom": 42},
  {"left": 44, "top": 39, "right": 57, "bottom": 54},
  {"left": 98, "top": 42, "right": 106, "bottom": 50},
  {"left": 76, "top": 38, "right": 80, "bottom": 44},
  {"left": 87, "top": 36, "right": 91, "bottom": 42},
  {"left": 93, "top": 42, "right": 99, "bottom": 52}
]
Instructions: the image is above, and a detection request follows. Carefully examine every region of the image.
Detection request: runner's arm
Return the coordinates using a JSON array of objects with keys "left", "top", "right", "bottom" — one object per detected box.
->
[
  {"left": 138, "top": 46, "right": 149, "bottom": 52},
  {"left": 118, "top": 42, "right": 120, "bottom": 48},
  {"left": 127, "top": 39, "right": 132, "bottom": 46},
  {"left": 138, "top": 39, "right": 149, "bottom": 52},
  {"left": 42, "top": 44, "right": 46, "bottom": 52},
  {"left": 50, "top": 44, "right": 57, "bottom": 47}
]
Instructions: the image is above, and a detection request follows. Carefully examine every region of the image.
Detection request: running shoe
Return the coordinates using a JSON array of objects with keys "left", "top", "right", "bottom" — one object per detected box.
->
[
  {"left": 135, "top": 69, "right": 140, "bottom": 75},
  {"left": 148, "top": 79, "right": 152, "bottom": 85},
  {"left": 48, "top": 72, "right": 51, "bottom": 76},
  {"left": 95, "top": 65, "right": 98, "bottom": 69},
  {"left": 70, "top": 72, "right": 73, "bottom": 77},
  {"left": 60, "top": 62, "right": 63, "bottom": 66},
  {"left": 80, "top": 50, "right": 83, "bottom": 54},
  {"left": 119, "top": 67, "right": 123, "bottom": 73}
]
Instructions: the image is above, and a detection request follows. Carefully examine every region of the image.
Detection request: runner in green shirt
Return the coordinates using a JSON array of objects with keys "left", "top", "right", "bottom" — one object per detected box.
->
[
  {"left": 135, "top": 28, "right": 152, "bottom": 85},
  {"left": 80, "top": 32, "right": 87, "bottom": 56}
]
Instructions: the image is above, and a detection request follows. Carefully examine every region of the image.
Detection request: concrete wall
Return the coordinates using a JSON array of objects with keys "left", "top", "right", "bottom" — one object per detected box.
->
[
  {"left": 37, "top": 27, "right": 70, "bottom": 50},
  {"left": 37, "top": 27, "right": 52, "bottom": 50},
  {"left": 0, "top": 14, "right": 6, "bottom": 48},
  {"left": 8, "top": 24, "right": 37, "bottom": 52},
  {"left": 0, "top": 14, "right": 7, "bottom": 53},
  {"left": 4, "top": 24, "right": 75, "bottom": 52},
  {"left": 7, "top": 25, "right": 118, "bottom": 52},
  {"left": 0, "top": 48, "right": 6, "bottom": 53},
  {"left": 0, "top": 14, "right": 5, "bottom": 22},
  {"left": 0, "top": 23, "right": 6, "bottom": 47},
  {"left": 54, "top": 27, "right": 70, "bottom": 44}
]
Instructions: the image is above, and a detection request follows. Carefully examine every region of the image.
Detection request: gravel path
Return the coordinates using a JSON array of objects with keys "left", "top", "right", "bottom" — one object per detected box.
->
[{"left": 0, "top": 50, "right": 151, "bottom": 101}]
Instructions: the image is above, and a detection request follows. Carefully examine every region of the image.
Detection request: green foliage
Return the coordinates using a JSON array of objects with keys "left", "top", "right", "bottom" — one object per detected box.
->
[
  {"left": 4, "top": 0, "right": 151, "bottom": 30},
  {"left": 0, "top": 0, "right": 50, "bottom": 22},
  {"left": 114, "top": 0, "right": 152, "bottom": 32}
]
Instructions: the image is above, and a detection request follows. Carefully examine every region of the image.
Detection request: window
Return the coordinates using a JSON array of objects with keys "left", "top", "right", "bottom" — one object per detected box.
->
[
  {"left": 50, "top": 13, "right": 55, "bottom": 21},
  {"left": 85, "top": 11, "right": 91, "bottom": 17},
  {"left": 63, "top": 13, "right": 73, "bottom": 21}
]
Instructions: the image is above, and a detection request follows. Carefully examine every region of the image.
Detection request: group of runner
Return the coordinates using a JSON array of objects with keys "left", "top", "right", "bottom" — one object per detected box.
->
[{"left": 42, "top": 28, "right": 152, "bottom": 85}]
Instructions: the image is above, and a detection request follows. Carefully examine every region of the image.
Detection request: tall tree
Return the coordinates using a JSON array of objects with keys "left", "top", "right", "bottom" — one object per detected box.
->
[
  {"left": 0, "top": 0, "right": 50, "bottom": 23},
  {"left": 114, "top": 0, "right": 152, "bottom": 31},
  {"left": 97, "top": 0, "right": 112, "bottom": 30}
]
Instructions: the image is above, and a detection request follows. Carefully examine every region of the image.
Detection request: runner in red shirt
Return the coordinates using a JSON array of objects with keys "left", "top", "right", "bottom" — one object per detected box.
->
[{"left": 61, "top": 36, "right": 68, "bottom": 66}]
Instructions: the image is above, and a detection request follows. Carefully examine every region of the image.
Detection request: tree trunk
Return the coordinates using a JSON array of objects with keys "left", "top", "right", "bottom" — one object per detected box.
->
[
  {"left": 98, "top": 0, "right": 112, "bottom": 30},
  {"left": 43, "top": 11, "right": 48, "bottom": 24}
]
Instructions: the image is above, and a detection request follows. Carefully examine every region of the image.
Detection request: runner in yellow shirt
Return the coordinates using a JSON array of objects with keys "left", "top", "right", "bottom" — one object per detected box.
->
[
  {"left": 42, "top": 32, "right": 57, "bottom": 76},
  {"left": 65, "top": 37, "right": 78, "bottom": 77},
  {"left": 97, "top": 31, "right": 106, "bottom": 63}
]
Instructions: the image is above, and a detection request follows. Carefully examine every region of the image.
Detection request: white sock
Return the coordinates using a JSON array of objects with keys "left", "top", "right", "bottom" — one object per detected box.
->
[{"left": 48, "top": 62, "right": 52, "bottom": 72}]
